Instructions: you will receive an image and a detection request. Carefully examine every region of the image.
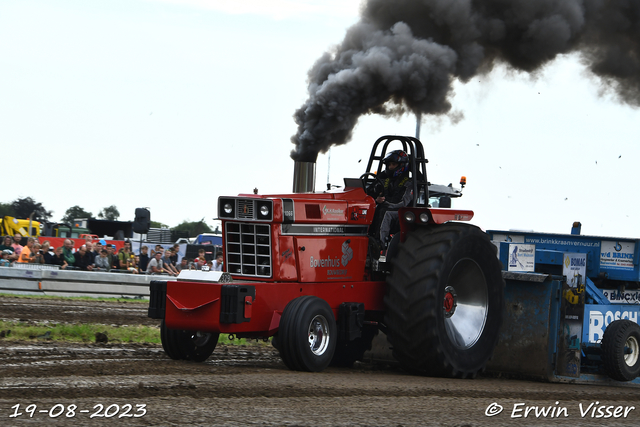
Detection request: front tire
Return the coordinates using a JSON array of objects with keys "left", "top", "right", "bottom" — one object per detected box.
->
[
  {"left": 384, "top": 223, "right": 504, "bottom": 378},
  {"left": 602, "top": 319, "right": 640, "bottom": 381},
  {"left": 278, "top": 296, "right": 337, "bottom": 372},
  {"left": 160, "top": 320, "right": 219, "bottom": 362}
]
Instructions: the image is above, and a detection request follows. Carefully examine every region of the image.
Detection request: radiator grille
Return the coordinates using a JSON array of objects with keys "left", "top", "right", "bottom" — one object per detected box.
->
[
  {"left": 225, "top": 222, "right": 272, "bottom": 278},
  {"left": 237, "top": 200, "right": 254, "bottom": 219}
]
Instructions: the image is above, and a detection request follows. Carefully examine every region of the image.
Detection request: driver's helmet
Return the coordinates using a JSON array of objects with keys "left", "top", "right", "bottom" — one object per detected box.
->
[{"left": 383, "top": 150, "right": 409, "bottom": 177}]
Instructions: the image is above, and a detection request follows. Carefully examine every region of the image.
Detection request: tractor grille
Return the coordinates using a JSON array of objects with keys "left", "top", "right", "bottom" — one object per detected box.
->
[
  {"left": 237, "top": 200, "right": 254, "bottom": 219},
  {"left": 225, "top": 222, "right": 272, "bottom": 278}
]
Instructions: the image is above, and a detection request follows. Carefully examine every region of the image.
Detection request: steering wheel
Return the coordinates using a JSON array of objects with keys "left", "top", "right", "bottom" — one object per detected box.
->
[{"left": 360, "top": 173, "right": 384, "bottom": 197}]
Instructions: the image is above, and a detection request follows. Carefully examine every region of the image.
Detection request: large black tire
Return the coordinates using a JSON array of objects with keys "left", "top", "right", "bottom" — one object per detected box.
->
[
  {"left": 160, "top": 320, "right": 187, "bottom": 360},
  {"left": 160, "top": 320, "right": 219, "bottom": 363},
  {"left": 384, "top": 223, "right": 504, "bottom": 378},
  {"left": 278, "top": 296, "right": 337, "bottom": 372},
  {"left": 330, "top": 324, "right": 378, "bottom": 368},
  {"left": 602, "top": 319, "right": 640, "bottom": 381},
  {"left": 385, "top": 234, "right": 401, "bottom": 263}
]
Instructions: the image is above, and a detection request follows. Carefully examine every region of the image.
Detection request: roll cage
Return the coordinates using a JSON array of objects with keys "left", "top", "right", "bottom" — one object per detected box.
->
[{"left": 363, "top": 135, "right": 430, "bottom": 208}]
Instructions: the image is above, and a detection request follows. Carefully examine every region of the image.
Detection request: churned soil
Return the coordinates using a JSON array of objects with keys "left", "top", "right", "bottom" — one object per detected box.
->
[
  {"left": 1, "top": 296, "right": 639, "bottom": 426},
  {"left": 0, "top": 295, "right": 157, "bottom": 327}
]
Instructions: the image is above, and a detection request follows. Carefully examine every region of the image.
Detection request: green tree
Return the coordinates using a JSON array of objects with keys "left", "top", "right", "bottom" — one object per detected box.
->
[
  {"left": 98, "top": 205, "right": 120, "bottom": 221},
  {"left": 0, "top": 202, "right": 15, "bottom": 218},
  {"left": 173, "top": 219, "right": 212, "bottom": 237},
  {"left": 11, "top": 197, "right": 53, "bottom": 222},
  {"left": 150, "top": 221, "right": 170, "bottom": 228},
  {"left": 61, "top": 206, "right": 93, "bottom": 223}
]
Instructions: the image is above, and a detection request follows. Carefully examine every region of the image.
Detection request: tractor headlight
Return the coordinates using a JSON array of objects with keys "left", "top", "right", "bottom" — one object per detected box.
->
[
  {"left": 219, "top": 198, "right": 236, "bottom": 218},
  {"left": 404, "top": 211, "right": 415, "bottom": 223},
  {"left": 419, "top": 213, "right": 430, "bottom": 223},
  {"left": 256, "top": 201, "right": 273, "bottom": 220}
]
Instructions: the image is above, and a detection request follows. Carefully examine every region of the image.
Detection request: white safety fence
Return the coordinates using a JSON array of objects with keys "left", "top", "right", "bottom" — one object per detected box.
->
[{"left": 0, "top": 265, "right": 158, "bottom": 299}]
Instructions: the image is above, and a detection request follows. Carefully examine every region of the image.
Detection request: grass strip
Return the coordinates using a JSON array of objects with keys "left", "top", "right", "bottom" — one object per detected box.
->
[
  {"left": 0, "top": 320, "right": 269, "bottom": 347},
  {"left": 0, "top": 292, "right": 148, "bottom": 304},
  {"left": 0, "top": 320, "right": 161, "bottom": 344}
]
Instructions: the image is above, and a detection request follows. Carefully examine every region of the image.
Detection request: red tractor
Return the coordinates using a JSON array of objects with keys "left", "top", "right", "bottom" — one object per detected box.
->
[{"left": 148, "top": 135, "right": 504, "bottom": 378}]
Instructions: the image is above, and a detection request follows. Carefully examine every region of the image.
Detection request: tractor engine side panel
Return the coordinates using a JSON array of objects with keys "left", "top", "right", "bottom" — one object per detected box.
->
[{"left": 295, "top": 236, "right": 368, "bottom": 282}]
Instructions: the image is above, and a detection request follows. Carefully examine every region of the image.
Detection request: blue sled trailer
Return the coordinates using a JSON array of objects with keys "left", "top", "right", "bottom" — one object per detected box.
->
[{"left": 486, "top": 223, "right": 640, "bottom": 386}]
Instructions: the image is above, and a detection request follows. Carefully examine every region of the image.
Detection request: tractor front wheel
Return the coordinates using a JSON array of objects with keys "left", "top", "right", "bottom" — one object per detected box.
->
[
  {"left": 277, "top": 296, "right": 337, "bottom": 372},
  {"left": 384, "top": 223, "right": 504, "bottom": 378},
  {"left": 160, "top": 320, "right": 219, "bottom": 362}
]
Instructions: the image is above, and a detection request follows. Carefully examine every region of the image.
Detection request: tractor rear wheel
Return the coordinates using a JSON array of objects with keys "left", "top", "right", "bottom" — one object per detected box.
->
[
  {"left": 384, "top": 223, "right": 504, "bottom": 378},
  {"left": 277, "top": 296, "right": 337, "bottom": 372},
  {"left": 602, "top": 319, "right": 640, "bottom": 381},
  {"left": 160, "top": 320, "right": 219, "bottom": 362}
]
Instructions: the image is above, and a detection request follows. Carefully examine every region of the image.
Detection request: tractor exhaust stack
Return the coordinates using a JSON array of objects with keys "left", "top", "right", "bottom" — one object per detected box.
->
[{"left": 292, "top": 161, "right": 316, "bottom": 193}]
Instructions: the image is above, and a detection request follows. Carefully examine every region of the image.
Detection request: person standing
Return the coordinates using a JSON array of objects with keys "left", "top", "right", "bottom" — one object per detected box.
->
[
  {"left": 17, "top": 237, "right": 35, "bottom": 263},
  {"left": 11, "top": 233, "right": 23, "bottom": 259},
  {"left": 170, "top": 243, "right": 180, "bottom": 265},
  {"left": 94, "top": 249, "right": 111, "bottom": 271},
  {"left": 41, "top": 241, "right": 54, "bottom": 264},
  {"left": 176, "top": 257, "right": 189, "bottom": 272},
  {"left": 0, "top": 250, "right": 12, "bottom": 267},
  {"left": 105, "top": 244, "right": 119, "bottom": 270},
  {"left": 147, "top": 251, "right": 170, "bottom": 275},
  {"left": 50, "top": 247, "right": 68, "bottom": 269},
  {"left": 62, "top": 239, "right": 76, "bottom": 268},
  {"left": 212, "top": 252, "right": 224, "bottom": 271},
  {"left": 118, "top": 240, "right": 137, "bottom": 273},
  {"left": 0, "top": 236, "right": 14, "bottom": 252},
  {"left": 30, "top": 243, "right": 45, "bottom": 264},
  {"left": 0, "top": 236, "right": 17, "bottom": 262},
  {"left": 193, "top": 249, "right": 207, "bottom": 270},
  {"left": 138, "top": 245, "right": 150, "bottom": 273},
  {"left": 92, "top": 241, "right": 103, "bottom": 259},
  {"left": 161, "top": 248, "right": 179, "bottom": 276},
  {"left": 85, "top": 242, "right": 96, "bottom": 265},
  {"left": 74, "top": 245, "right": 94, "bottom": 271}
]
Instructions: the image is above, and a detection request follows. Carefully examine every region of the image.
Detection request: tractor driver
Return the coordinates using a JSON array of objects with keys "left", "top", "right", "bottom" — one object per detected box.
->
[{"left": 367, "top": 150, "right": 413, "bottom": 252}]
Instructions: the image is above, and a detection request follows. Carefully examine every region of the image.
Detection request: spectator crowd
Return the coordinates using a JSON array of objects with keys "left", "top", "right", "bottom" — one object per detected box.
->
[{"left": 0, "top": 233, "right": 224, "bottom": 275}]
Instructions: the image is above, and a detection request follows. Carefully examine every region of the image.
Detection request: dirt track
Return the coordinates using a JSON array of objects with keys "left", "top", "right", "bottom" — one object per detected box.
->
[{"left": 1, "top": 296, "right": 639, "bottom": 426}]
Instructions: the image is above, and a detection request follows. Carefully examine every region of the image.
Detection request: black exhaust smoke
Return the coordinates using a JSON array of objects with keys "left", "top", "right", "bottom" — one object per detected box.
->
[{"left": 290, "top": 0, "right": 640, "bottom": 162}]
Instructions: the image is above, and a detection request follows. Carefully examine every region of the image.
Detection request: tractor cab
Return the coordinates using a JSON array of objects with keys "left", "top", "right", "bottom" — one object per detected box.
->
[
  {"left": 359, "top": 135, "right": 464, "bottom": 208},
  {"left": 359, "top": 135, "right": 431, "bottom": 208},
  {"left": 355, "top": 136, "right": 468, "bottom": 262}
]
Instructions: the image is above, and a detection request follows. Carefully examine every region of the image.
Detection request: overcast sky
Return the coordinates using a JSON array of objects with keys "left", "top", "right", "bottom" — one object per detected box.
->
[{"left": 2, "top": 0, "right": 639, "bottom": 238}]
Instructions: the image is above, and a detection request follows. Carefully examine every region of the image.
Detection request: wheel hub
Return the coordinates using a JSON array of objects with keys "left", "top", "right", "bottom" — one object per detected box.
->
[
  {"left": 443, "top": 259, "right": 489, "bottom": 350},
  {"left": 308, "top": 315, "right": 330, "bottom": 356},
  {"left": 443, "top": 286, "right": 457, "bottom": 318},
  {"left": 624, "top": 336, "right": 639, "bottom": 367},
  {"left": 191, "top": 331, "right": 211, "bottom": 347}
]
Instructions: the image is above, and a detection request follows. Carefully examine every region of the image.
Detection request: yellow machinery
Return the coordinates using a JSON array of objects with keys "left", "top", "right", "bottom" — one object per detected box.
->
[{"left": 0, "top": 216, "right": 41, "bottom": 238}]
